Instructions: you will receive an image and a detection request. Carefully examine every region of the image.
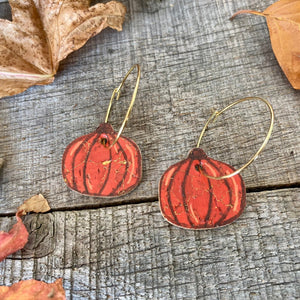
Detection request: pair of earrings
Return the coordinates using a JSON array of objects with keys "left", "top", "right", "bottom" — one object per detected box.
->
[{"left": 62, "top": 65, "right": 274, "bottom": 230}]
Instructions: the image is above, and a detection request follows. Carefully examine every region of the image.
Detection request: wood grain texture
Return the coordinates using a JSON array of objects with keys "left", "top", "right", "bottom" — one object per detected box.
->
[
  {"left": 0, "top": 0, "right": 299, "bottom": 213},
  {"left": 0, "top": 1, "right": 299, "bottom": 298},
  {"left": 0, "top": 188, "right": 299, "bottom": 299}
]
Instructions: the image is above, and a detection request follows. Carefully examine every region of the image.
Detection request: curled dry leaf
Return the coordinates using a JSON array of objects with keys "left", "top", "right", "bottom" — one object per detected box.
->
[
  {"left": 0, "top": 158, "right": 3, "bottom": 168},
  {"left": 0, "top": 211, "right": 28, "bottom": 262},
  {"left": 0, "top": 278, "right": 66, "bottom": 300},
  {"left": 0, "top": 194, "right": 50, "bottom": 262},
  {"left": 231, "top": 0, "right": 300, "bottom": 90},
  {"left": 17, "top": 194, "right": 50, "bottom": 215},
  {"left": 0, "top": 0, "right": 126, "bottom": 98}
]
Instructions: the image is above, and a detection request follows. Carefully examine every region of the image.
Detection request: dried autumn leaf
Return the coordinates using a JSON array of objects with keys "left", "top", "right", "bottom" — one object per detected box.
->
[
  {"left": 0, "top": 211, "right": 28, "bottom": 262},
  {"left": 231, "top": 0, "right": 300, "bottom": 89},
  {"left": 0, "top": 194, "right": 50, "bottom": 262},
  {"left": 0, "top": 158, "right": 3, "bottom": 168},
  {"left": 0, "top": 0, "right": 126, "bottom": 98},
  {"left": 17, "top": 194, "right": 50, "bottom": 215},
  {"left": 0, "top": 278, "right": 66, "bottom": 300}
]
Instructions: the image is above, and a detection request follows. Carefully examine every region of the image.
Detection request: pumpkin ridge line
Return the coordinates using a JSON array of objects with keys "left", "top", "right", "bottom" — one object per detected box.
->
[
  {"left": 110, "top": 140, "right": 128, "bottom": 195},
  {"left": 166, "top": 163, "right": 182, "bottom": 226},
  {"left": 223, "top": 162, "right": 245, "bottom": 211},
  {"left": 98, "top": 136, "right": 113, "bottom": 196},
  {"left": 220, "top": 163, "right": 237, "bottom": 223},
  {"left": 182, "top": 159, "right": 195, "bottom": 228},
  {"left": 159, "top": 167, "right": 176, "bottom": 224},
  {"left": 131, "top": 137, "right": 142, "bottom": 186},
  {"left": 204, "top": 177, "right": 213, "bottom": 228},
  {"left": 71, "top": 133, "right": 95, "bottom": 191},
  {"left": 216, "top": 161, "right": 246, "bottom": 225},
  {"left": 221, "top": 188, "right": 245, "bottom": 226},
  {"left": 241, "top": 177, "right": 246, "bottom": 209},
  {"left": 82, "top": 133, "right": 101, "bottom": 194},
  {"left": 130, "top": 140, "right": 142, "bottom": 187},
  {"left": 206, "top": 158, "right": 232, "bottom": 226}
]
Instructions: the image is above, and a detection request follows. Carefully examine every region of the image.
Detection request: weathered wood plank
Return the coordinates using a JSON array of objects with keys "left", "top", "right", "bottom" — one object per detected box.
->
[
  {"left": 0, "top": 188, "right": 299, "bottom": 299},
  {"left": 0, "top": 0, "right": 299, "bottom": 213},
  {"left": 0, "top": 213, "right": 56, "bottom": 259}
]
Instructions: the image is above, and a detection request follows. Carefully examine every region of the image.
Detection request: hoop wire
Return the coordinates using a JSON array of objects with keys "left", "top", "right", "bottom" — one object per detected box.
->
[
  {"left": 197, "top": 97, "right": 274, "bottom": 180},
  {"left": 105, "top": 64, "right": 141, "bottom": 147}
]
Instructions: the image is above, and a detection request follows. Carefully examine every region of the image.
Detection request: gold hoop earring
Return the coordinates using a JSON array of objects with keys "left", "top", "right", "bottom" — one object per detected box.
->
[
  {"left": 159, "top": 97, "right": 274, "bottom": 230},
  {"left": 62, "top": 65, "right": 142, "bottom": 198}
]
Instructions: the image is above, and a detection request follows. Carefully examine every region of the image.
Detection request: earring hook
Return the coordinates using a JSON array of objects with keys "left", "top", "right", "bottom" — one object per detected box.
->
[
  {"left": 197, "top": 97, "right": 274, "bottom": 180},
  {"left": 105, "top": 64, "right": 141, "bottom": 147}
]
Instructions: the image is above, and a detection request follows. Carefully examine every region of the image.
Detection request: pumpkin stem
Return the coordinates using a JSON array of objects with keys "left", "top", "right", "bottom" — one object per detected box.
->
[
  {"left": 96, "top": 123, "right": 115, "bottom": 135},
  {"left": 188, "top": 148, "right": 208, "bottom": 160}
]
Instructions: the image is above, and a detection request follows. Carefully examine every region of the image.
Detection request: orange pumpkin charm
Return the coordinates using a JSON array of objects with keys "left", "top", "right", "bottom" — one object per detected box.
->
[
  {"left": 62, "top": 123, "right": 142, "bottom": 197},
  {"left": 62, "top": 64, "right": 142, "bottom": 197},
  {"left": 159, "top": 97, "right": 274, "bottom": 230},
  {"left": 159, "top": 148, "right": 245, "bottom": 229}
]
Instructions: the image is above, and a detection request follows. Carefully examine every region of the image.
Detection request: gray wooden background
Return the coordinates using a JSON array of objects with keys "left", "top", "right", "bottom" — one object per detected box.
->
[{"left": 0, "top": 0, "right": 299, "bottom": 299}]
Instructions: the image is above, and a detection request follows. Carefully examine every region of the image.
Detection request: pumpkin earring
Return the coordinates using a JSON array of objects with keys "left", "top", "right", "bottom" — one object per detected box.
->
[
  {"left": 159, "top": 97, "right": 274, "bottom": 229},
  {"left": 62, "top": 64, "right": 142, "bottom": 197}
]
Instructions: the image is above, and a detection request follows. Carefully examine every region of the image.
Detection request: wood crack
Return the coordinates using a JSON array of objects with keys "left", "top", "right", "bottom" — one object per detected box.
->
[{"left": 0, "top": 184, "right": 299, "bottom": 218}]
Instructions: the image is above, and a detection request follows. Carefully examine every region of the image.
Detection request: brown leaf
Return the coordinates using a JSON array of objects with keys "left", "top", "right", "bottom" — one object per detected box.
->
[
  {"left": 0, "top": 211, "right": 29, "bottom": 262},
  {"left": 0, "top": 0, "right": 126, "bottom": 98},
  {"left": 231, "top": 0, "right": 300, "bottom": 89},
  {"left": 17, "top": 194, "right": 50, "bottom": 215},
  {"left": 0, "top": 158, "right": 3, "bottom": 169},
  {"left": 0, "top": 278, "right": 66, "bottom": 300}
]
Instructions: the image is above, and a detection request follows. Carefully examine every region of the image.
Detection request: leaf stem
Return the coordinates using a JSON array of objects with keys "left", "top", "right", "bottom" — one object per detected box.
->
[{"left": 230, "top": 10, "right": 266, "bottom": 21}]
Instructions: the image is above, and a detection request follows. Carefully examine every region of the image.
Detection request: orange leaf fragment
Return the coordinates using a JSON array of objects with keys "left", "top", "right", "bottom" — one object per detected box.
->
[
  {"left": 0, "top": 0, "right": 126, "bottom": 98},
  {"left": 0, "top": 211, "right": 28, "bottom": 262},
  {"left": 0, "top": 278, "right": 66, "bottom": 300},
  {"left": 231, "top": 0, "right": 300, "bottom": 89},
  {"left": 0, "top": 194, "right": 50, "bottom": 262}
]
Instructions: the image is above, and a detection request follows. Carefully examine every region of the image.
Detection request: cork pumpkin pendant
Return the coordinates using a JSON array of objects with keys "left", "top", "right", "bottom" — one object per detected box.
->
[
  {"left": 159, "top": 148, "right": 245, "bottom": 229},
  {"left": 159, "top": 97, "right": 274, "bottom": 229},
  {"left": 62, "top": 123, "right": 142, "bottom": 197},
  {"left": 62, "top": 65, "right": 142, "bottom": 198}
]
